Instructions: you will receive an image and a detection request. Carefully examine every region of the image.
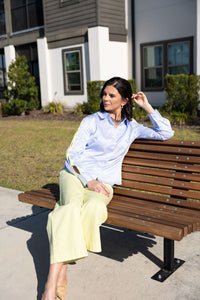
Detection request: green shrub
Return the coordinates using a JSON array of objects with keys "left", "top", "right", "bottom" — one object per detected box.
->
[
  {"left": 74, "top": 102, "right": 89, "bottom": 115},
  {"left": 4, "top": 56, "right": 39, "bottom": 112},
  {"left": 132, "top": 106, "right": 147, "bottom": 121},
  {"left": 43, "top": 101, "right": 64, "bottom": 115},
  {"left": 2, "top": 99, "right": 27, "bottom": 116},
  {"left": 128, "top": 79, "right": 137, "bottom": 94},
  {"left": 164, "top": 74, "right": 200, "bottom": 116},
  {"left": 86, "top": 80, "right": 105, "bottom": 114},
  {"left": 170, "top": 111, "right": 189, "bottom": 126}
]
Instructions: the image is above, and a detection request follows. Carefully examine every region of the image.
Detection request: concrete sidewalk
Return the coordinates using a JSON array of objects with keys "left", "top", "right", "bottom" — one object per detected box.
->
[{"left": 0, "top": 186, "right": 200, "bottom": 300}]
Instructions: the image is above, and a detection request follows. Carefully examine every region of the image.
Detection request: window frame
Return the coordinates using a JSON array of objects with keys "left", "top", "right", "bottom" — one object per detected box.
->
[
  {"left": 62, "top": 47, "right": 84, "bottom": 95},
  {"left": 0, "top": 0, "right": 6, "bottom": 36},
  {"left": 141, "top": 37, "right": 193, "bottom": 91}
]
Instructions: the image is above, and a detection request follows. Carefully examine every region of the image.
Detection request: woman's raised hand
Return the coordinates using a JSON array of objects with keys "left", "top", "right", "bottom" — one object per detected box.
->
[
  {"left": 131, "top": 92, "right": 154, "bottom": 114},
  {"left": 87, "top": 180, "right": 110, "bottom": 197}
]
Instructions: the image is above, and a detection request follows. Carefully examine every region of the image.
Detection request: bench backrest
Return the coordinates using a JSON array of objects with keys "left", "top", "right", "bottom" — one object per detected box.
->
[{"left": 113, "top": 139, "right": 200, "bottom": 211}]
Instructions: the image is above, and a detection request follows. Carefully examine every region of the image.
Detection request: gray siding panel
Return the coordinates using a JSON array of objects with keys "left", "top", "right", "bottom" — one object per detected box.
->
[
  {"left": 98, "top": 0, "right": 126, "bottom": 40},
  {"left": 44, "top": 0, "right": 97, "bottom": 34},
  {"left": 43, "top": 0, "right": 127, "bottom": 47}
]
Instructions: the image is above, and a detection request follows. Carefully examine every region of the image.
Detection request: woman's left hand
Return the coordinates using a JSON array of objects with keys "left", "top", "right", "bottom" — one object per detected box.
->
[
  {"left": 132, "top": 92, "right": 154, "bottom": 114},
  {"left": 87, "top": 180, "right": 110, "bottom": 197}
]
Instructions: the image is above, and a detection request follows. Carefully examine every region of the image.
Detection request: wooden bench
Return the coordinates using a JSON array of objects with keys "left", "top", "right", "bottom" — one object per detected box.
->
[{"left": 18, "top": 139, "right": 200, "bottom": 282}]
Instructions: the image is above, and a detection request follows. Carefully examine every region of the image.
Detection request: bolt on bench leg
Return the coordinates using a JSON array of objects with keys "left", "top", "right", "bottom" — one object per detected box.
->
[{"left": 151, "top": 238, "right": 185, "bottom": 282}]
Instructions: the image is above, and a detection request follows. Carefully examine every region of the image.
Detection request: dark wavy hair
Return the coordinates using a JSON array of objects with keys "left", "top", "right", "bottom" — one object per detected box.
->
[{"left": 100, "top": 77, "right": 133, "bottom": 121}]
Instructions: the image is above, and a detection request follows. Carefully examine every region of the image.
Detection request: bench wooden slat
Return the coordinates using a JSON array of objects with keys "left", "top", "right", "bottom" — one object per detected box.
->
[
  {"left": 123, "top": 157, "right": 200, "bottom": 173},
  {"left": 18, "top": 191, "right": 56, "bottom": 209},
  {"left": 133, "top": 139, "right": 200, "bottom": 147},
  {"left": 122, "top": 173, "right": 200, "bottom": 191},
  {"left": 109, "top": 201, "right": 193, "bottom": 236},
  {"left": 130, "top": 144, "right": 200, "bottom": 155},
  {"left": 110, "top": 196, "right": 200, "bottom": 232},
  {"left": 111, "top": 196, "right": 199, "bottom": 225},
  {"left": 121, "top": 179, "right": 200, "bottom": 201},
  {"left": 122, "top": 165, "right": 200, "bottom": 182},
  {"left": 126, "top": 150, "right": 200, "bottom": 164},
  {"left": 106, "top": 208, "right": 184, "bottom": 241},
  {"left": 114, "top": 187, "right": 200, "bottom": 210},
  {"left": 112, "top": 194, "right": 200, "bottom": 219}
]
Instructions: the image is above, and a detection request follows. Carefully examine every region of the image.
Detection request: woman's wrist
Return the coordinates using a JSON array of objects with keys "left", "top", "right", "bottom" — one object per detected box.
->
[{"left": 143, "top": 103, "right": 154, "bottom": 114}]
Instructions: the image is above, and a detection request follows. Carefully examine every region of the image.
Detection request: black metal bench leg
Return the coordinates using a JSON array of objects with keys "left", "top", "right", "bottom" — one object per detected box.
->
[{"left": 151, "top": 238, "right": 185, "bottom": 282}]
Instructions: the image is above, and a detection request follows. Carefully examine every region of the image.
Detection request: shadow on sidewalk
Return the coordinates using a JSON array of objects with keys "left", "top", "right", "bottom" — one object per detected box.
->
[
  {"left": 99, "top": 224, "right": 162, "bottom": 267},
  {"left": 7, "top": 207, "right": 161, "bottom": 299},
  {"left": 7, "top": 206, "right": 50, "bottom": 300}
]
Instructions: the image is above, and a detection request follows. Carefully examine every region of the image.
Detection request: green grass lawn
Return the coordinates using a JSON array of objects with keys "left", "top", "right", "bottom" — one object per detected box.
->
[
  {"left": 0, "top": 120, "right": 79, "bottom": 191},
  {"left": 0, "top": 120, "right": 200, "bottom": 191}
]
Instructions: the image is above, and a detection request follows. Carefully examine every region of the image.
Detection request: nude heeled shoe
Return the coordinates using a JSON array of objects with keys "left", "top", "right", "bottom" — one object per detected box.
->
[
  {"left": 41, "top": 293, "right": 57, "bottom": 300},
  {"left": 56, "top": 284, "right": 67, "bottom": 300}
]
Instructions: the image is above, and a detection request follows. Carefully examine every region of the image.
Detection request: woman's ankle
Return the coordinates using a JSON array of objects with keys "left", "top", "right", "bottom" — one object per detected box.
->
[
  {"left": 57, "top": 279, "right": 67, "bottom": 287},
  {"left": 43, "top": 282, "right": 56, "bottom": 298}
]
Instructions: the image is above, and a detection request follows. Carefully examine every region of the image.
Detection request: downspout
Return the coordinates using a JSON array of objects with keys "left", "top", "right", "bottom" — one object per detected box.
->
[{"left": 131, "top": 0, "right": 136, "bottom": 79}]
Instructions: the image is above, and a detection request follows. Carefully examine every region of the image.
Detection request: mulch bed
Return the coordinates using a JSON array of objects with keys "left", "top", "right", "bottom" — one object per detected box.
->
[
  {"left": 1, "top": 110, "right": 200, "bottom": 130},
  {"left": 0, "top": 110, "right": 86, "bottom": 122}
]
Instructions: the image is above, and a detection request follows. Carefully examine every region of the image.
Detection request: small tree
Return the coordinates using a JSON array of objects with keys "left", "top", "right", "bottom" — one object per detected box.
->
[{"left": 4, "top": 55, "right": 39, "bottom": 111}]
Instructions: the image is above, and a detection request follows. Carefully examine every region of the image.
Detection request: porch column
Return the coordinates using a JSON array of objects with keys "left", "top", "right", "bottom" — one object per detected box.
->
[
  {"left": 4, "top": 45, "right": 15, "bottom": 73},
  {"left": 37, "top": 37, "right": 52, "bottom": 107},
  {"left": 88, "top": 26, "right": 109, "bottom": 81}
]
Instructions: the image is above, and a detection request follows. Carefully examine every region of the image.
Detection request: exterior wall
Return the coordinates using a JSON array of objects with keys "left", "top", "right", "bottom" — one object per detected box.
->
[
  {"left": 38, "top": 26, "right": 129, "bottom": 108},
  {"left": 1, "top": 0, "right": 128, "bottom": 108},
  {"left": 43, "top": 0, "right": 127, "bottom": 48},
  {"left": 88, "top": 27, "right": 129, "bottom": 81},
  {"left": 134, "top": 0, "right": 197, "bottom": 106},
  {"left": 43, "top": 0, "right": 96, "bottom": 48},
  {"left": 43, "top": 43, "right": 89, "bottom": 108},
  {"left": 43, "top": 0, "right": 97, "bottom": 34},
  {"left": 97, "top": 0, "right": 127, "bottom": 42}
]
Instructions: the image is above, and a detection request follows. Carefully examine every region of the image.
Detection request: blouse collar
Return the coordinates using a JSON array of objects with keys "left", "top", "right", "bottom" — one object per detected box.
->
[{"left": 97, "top": 111, "right": 128, "bottom": 126}]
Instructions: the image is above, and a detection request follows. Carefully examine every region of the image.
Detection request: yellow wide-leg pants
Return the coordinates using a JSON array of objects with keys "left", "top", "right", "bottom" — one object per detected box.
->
[{"left": 47, "top": 169, "right": 113, "bottom": 264}]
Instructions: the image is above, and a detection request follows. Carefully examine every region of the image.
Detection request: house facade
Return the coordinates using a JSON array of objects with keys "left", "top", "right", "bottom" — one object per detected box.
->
[{"left": 0, "top": 0, "right": 199, "bottom": 108}]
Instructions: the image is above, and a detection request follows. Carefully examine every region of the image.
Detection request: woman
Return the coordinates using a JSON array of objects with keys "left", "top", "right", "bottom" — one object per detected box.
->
[{"left": 42, "top": 77, "right": 174, "bottom": 299}]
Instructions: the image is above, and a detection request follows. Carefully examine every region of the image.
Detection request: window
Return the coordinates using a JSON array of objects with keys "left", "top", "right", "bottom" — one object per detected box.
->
[
  {"left": 0, "top": 0, "right": 6, "bottom": 36},
  {"left": 0, "top": 49, "right": 6, "bottom": 99},
  {"left": 141, "top": 37, "right": 193, "bottom": 91},
  {"left": 16, "top": 43, "right": 40, "bottom": 87},
  {"left": 62, "top": 47, "right": 84, "bottom": 95},
  {"left": 11, "top": 0, "right": 43, "bottom": 33}
]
